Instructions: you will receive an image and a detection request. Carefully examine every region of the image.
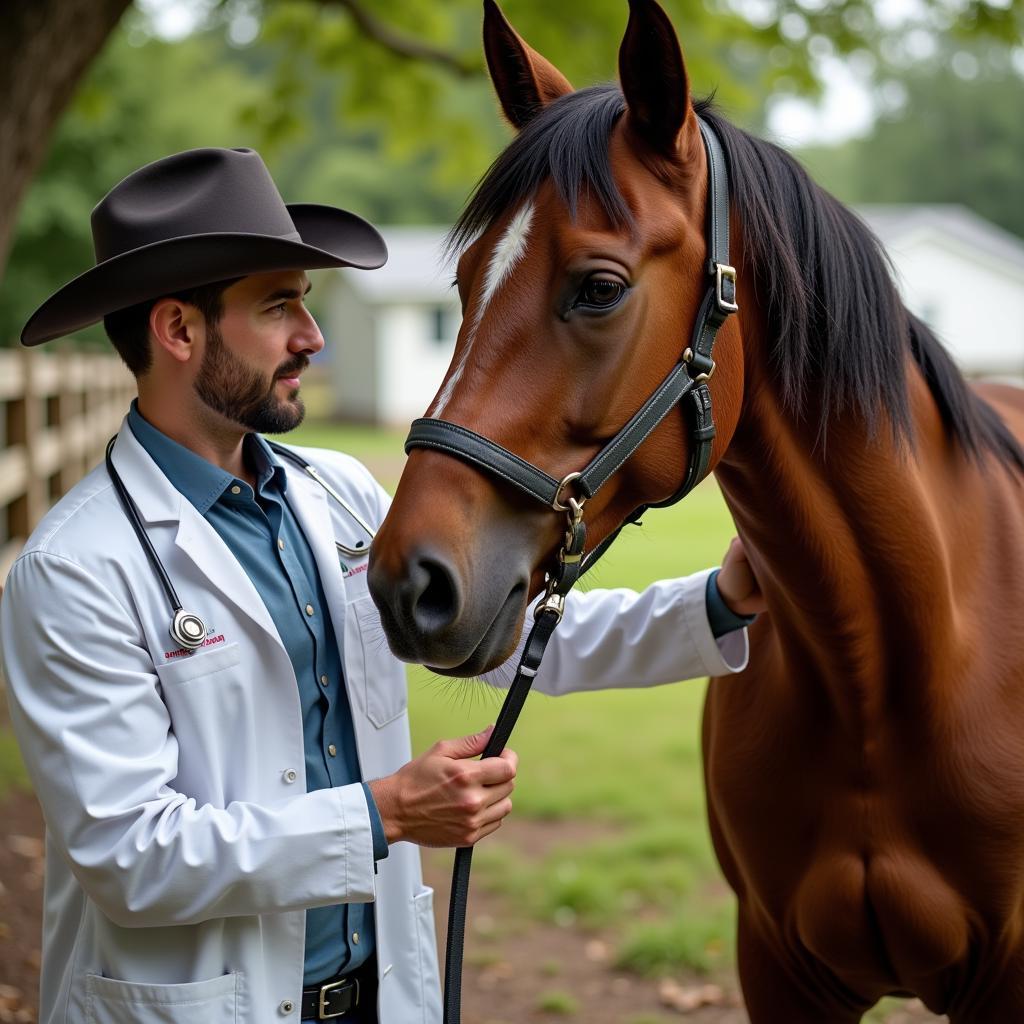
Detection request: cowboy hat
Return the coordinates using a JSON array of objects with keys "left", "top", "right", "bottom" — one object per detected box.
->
[{"left": 21, "top": 147, "right": 388, "bottom": 346}]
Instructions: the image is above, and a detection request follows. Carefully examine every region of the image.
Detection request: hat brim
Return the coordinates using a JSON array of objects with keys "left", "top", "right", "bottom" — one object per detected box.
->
[{"left": 21, "top": 203, "right": 388, "bottom": 346}]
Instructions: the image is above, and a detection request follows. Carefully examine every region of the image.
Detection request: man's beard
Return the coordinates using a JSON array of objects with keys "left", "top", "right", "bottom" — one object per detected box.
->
[{"left": 194, "top": 322, "right": 309, "bottom": 434}]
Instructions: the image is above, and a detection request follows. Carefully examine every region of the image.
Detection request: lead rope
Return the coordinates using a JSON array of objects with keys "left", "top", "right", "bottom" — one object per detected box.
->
[{"left": 443, "top": 495, "right": 586, "bottom": 1024}]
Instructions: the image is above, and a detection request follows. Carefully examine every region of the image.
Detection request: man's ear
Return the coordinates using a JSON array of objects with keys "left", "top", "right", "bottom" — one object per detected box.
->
[
  {"left": 149, "top": 298, "right": 198, "bottom": 365},
  {"left": 618, "top": 0, "right": 694, "bottom": 157},
  {"left": 483, "top": 0, "right": 573, "bottom": 130}
]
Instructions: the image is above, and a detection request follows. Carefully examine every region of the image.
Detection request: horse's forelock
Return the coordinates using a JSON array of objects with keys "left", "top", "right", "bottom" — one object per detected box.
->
[{"left": 446, "top": 85, "right": 631, "bottom": 264}]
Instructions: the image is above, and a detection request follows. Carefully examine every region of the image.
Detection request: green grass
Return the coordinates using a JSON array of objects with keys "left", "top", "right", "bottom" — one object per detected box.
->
[
  {"left": 536, "top": 990, "right": 579, "bottom": 1015},
  {"left": 289, "top": 422, "right": 406, "bottom": 470},
  {"left": 616, "top": 907, "right": 735, "bottom": 977},
  {"left": 0, "top": 726, "right": 30, "bottom": 798}
]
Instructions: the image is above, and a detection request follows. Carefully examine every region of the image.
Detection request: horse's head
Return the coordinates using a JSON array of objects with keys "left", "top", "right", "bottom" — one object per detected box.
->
[{"left": 369, "top": 0, "right": 745, "bottom": 675}]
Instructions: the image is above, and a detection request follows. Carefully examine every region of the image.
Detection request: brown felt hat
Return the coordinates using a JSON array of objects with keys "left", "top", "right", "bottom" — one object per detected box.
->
[{"left": 21, "top": 147, "right": 388, "bottom": 346}]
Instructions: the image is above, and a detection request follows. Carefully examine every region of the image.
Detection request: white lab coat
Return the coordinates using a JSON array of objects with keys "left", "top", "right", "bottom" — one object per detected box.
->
[{"left": 0, "top": 418, "right": 747, "bottom": 1024}]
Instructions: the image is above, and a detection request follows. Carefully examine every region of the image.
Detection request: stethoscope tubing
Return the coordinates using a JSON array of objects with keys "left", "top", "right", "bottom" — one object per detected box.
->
[
  {"left": 105, "top": 437, "right": 208, "bottom": 650},
  {"left": 266, "top": 443, "right": 376, "bottom": 559}
]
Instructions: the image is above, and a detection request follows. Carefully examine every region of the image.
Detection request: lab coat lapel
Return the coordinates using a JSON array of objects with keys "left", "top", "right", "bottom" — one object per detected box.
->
[
  {"left": 109, "top": 418, "right": 284, "bottom": 648},
  {"left": 173, "top": 511, "right": 283, "bottom": 646},
  {"left": 283, "top": 469, "right": 349, "bottom": 621}
]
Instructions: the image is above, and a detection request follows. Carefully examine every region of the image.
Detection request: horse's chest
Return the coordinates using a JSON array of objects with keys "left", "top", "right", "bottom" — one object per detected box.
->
[
  {"left": 704, "top": 679, "right": 1024, "bottom": 994},
  {"left": 790, "top": 849, "right": 970, "bottom": 987}
]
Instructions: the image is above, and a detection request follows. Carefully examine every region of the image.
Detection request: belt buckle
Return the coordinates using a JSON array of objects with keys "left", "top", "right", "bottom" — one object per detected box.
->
[{"left": 319, "top": 977, "right": 359, "bottom": 1019}]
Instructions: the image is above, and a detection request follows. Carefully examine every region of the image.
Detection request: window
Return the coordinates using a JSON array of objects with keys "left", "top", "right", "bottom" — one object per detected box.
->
[{"left": 430, "top": 305, "right": 456, "bottom": 346}]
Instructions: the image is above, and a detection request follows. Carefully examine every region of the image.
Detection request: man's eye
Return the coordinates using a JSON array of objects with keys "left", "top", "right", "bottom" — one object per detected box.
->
[
  {"left": 268, "top": 303, "right": 287, "bottom": 314},
  {"left": 577, "top": 277, "right": 626, "bottom": 309}
]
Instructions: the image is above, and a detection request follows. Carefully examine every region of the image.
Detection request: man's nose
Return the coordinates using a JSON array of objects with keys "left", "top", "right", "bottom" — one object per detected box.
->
[{"left": 292, "top": 308, "right": 325, "bottom": 355}]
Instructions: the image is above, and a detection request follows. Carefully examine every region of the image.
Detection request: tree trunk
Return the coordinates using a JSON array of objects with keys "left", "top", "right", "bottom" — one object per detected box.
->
[{"left": 0, "top": 0, "right": 131, "bottom": 282}]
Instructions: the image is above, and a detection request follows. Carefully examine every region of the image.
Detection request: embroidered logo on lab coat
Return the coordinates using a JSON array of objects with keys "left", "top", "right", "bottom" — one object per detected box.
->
[{"left": 163, "top": 631, "right": 226, "bottom": 660}]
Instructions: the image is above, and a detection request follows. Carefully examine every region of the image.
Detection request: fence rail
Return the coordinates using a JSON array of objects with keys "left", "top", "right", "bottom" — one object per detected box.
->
[{"left": 1, "top": 348, "right": 135, "bottom": 585}]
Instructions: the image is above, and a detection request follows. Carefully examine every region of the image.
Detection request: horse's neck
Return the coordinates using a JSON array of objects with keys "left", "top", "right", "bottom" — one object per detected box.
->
[{"left": 714, "top": 356, "right": 967, "bottom": 711}]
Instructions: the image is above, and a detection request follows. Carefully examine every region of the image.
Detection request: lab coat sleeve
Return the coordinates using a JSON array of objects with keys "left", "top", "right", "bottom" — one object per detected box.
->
[
  {"left": 0, "top": 551, "right": 376, "bottom": 929},
  {"left": 482, "top": 568, "right": 748, "bottom": 696}
]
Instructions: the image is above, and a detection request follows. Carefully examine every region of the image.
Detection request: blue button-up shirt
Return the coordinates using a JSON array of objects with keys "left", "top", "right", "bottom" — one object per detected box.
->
[{"left": 128, "top": 403, "right": 386, "bottom": 985}]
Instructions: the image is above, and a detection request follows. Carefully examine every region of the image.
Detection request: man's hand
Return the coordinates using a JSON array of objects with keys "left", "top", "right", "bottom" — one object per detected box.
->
[
  {"left": 368, "top": 726, "right": 517, "bottom": 848},
  {"left": 716, "top": 537, "right": 767, "bottom": 617}
]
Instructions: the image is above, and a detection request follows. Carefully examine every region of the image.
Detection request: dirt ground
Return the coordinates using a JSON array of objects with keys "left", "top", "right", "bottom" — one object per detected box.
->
[{"left": 0, "top": 789, "right": 951, "bottom": 1024}]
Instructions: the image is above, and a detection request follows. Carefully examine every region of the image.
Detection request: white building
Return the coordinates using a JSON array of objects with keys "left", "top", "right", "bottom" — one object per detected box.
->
[
  {"left": 323, "top": 227, "right": 460, "bottom": 426},
  {"left": 858, "top": 205, "right": 1024, "bottom": 379},
  {"left": 324, "top": 208, "right": 1024, "bottom": 425}
]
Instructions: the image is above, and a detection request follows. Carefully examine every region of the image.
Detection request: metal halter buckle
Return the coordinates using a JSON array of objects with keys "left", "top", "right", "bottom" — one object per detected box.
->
[
  {"left": 714, "top": 262, "right": 739, "bottom": 314},
  {"left": 536, "top": 586, "right": 566, "bottom": 623},
  {"left": 683, "top": 347, "right": 717, "bottom": 384}
]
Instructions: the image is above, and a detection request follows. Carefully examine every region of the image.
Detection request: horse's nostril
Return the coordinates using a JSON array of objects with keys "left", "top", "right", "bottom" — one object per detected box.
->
[{"left": 410, "top": 555, "right": 460, "bottom": 634}]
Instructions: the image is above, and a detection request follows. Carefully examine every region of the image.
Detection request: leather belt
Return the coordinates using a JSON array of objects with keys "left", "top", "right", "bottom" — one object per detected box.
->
[{"left": 300, "top": 965, "right": 369, "bottom": 1020}]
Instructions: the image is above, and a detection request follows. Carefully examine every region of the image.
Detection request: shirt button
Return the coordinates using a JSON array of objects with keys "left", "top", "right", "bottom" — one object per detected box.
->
[
  {"left": 305, "top": 604, "right": 314, "bottom": 616},
  {"left": 283, "top": 768, "right": 298, "bottom": 784},
  {"left": 352, "top": 931, "right": 360, "bottom": 945},
  {"left": 328, "top": 744, "right": 337, "bottom": 757},
  {"left": 279, "top": 1000, "right": 295, "bottom": 1015},
  {"left": 230, "top": 485, "right": 242, "bottom": 495},
  {"left": 320, "top": 674, "right": 329, "bottom": 687},
  {"left": 278, "top": 538, "right": 285, "bottom": 550}
]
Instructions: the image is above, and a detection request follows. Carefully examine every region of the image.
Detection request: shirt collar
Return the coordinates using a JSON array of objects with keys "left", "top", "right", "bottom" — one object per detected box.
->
[
  {"left": 127, "top": 400, "right": 285, "bottom": 514},
  {"left": 246, "top": 433, "right": 288, "bottom": 496}
]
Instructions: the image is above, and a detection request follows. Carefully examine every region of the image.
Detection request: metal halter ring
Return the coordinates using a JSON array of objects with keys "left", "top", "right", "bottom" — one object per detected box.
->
[
  {"left": 551, "top": 472, "right": 583, "bottom": 513},
  {"left": 171, "top": 609, "right": 207, "bottom": 650}
]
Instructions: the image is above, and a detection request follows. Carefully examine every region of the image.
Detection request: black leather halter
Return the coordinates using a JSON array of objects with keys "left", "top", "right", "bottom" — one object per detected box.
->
[
  {"left": 405, "top": 117, "right": 738, "bottom": 1024},
  {"left": 407, "top": 118, "right": 736, "bottom": 577}
]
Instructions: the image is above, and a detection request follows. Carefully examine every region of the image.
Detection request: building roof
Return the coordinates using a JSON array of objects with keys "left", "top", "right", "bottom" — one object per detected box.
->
[
  {"left": 337, "top": 207, "right": 1024, "bottom": 302},
  {"left": 856, "top": 204, "right": 1024, "bottom": 273}
]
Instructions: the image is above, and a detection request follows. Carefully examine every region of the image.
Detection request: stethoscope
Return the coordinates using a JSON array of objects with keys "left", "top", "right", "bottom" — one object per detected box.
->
[{"left": 104, "top": 436, "right": 376, "bottom": 652}]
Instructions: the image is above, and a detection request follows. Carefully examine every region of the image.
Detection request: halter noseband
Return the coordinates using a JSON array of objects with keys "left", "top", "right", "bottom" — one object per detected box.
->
[{"left": 403, "top": 118, "right": 738, "bottom": 1024}]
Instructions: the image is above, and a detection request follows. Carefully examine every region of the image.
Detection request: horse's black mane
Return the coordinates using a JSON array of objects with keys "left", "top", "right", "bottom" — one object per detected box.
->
[{"left": 450, "top": 84, "right": 1024, "bottom": 471}]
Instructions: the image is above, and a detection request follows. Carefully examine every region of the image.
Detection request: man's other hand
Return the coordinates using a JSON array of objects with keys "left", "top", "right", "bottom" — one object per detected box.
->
[{"left": 717, "top": 536, "right": 767, "bottom": 617}]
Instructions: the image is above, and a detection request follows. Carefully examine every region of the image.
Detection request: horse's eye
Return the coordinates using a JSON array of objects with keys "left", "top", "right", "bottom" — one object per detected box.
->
[{"left": 578, "top": 277, "right": 626, "bottom": 309}]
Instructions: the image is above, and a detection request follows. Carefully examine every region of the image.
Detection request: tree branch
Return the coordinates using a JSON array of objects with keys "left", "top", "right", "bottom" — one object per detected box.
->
[{"left": 316, "top": 0, "right": 481, "bottom": 77}]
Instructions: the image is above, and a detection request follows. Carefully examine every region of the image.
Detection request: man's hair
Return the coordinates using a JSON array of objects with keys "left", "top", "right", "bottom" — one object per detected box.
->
[{"left": 103, "top": 277, "right": 243, "bottom": 377}]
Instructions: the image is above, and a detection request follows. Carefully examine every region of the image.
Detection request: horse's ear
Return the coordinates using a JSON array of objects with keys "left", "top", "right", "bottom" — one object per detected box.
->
[
  {"left": 618, "top": 0, "right": 693, "bottom": 156},
  {"left": 483, "top": 0, "right": 574, "bottom": 130}
]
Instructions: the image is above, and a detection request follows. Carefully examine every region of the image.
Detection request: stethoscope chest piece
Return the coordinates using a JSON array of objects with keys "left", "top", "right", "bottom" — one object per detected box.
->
[{"left": 171, "top": 609, "right": 208, "bottom": 650}]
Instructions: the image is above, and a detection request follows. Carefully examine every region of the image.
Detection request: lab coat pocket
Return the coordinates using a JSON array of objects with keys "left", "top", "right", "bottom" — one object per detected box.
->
[
  {"left": 155, "top": 642, "right": 242, "bottom": 686},
  {"left": 85, "top": 971, "right": 239, "bottom": 1024},
  {"left": 352, "top": 598, "right": 408, "bottom": 728}
]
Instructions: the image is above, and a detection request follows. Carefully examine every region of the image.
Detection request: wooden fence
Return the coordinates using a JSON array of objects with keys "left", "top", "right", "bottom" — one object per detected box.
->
[{"left": 0, "top": 348, "right": 136, "bottom": 585}]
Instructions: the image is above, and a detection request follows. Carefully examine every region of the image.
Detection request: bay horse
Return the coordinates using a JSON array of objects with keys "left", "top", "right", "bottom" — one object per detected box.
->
[{"left": 368, "top": 0, "right": 1024, "bottom": 1019}]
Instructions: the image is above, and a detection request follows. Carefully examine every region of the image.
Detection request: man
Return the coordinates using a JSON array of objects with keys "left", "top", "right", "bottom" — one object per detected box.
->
[{"left": 0, "top": 148, "right": 761, "bottom": 1023}]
